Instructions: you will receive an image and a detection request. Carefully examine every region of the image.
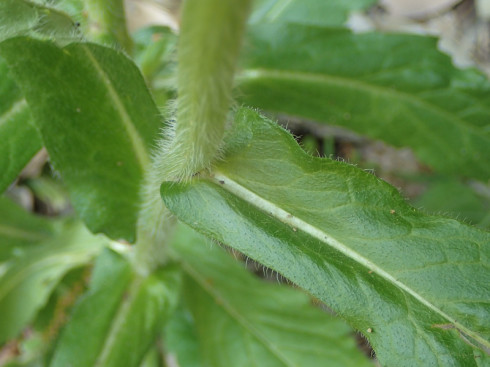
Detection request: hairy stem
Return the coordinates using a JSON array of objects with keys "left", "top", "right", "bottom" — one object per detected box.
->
[
  {"left": 168, "top": 0, "right": 252, "bottom": 180},
  {"left": 84, "top": 0, "right": 132, "bottom": 53},
  {"left": 134, "top": 0, "right": 251, "bottom": 272}
]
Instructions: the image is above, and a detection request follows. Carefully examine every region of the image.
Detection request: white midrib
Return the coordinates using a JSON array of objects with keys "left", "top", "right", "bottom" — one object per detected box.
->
[
  {"left": 82, "top": 46, "right": 150, "bottom": 169},
  {"left": 211, "top": 172, "right": 490, "bottom": 350}
]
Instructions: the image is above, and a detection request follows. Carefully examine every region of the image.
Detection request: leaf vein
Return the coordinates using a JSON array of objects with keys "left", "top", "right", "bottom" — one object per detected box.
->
[{"left": 211, "top": 172, "right": 490, "bottom": 350}]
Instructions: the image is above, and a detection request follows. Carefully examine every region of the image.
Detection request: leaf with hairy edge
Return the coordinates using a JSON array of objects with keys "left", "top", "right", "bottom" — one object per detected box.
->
[
  {"left": 250, "top": 0, "right": 377, "bottom": 26},
  {"left": 50, "top": 249, "right": 181, "bottom": 367},
  {"left": 0, "top": 0, "right": 80, "bottom": 44},
  {"left": 170, "top": 224, "right": 373, "bottom": 367},
  {"left": 161, "top": 108, "right": 490, "bottom": 367},
  {"left": 0, "top": 37, "right": 162, "bottom": 241},
  {"left": 413, "top": 177, "right": 490, "bottom": 230},
  {"left": 0, "top": 0, "right": 38, "bottom": 40},
  {"left": 0, "top": 58, "right": 42, "bottom": 194},
  {"left": 0, "top": 196, "right": 59, "bottom": 262},
  {"left": 0, "top": 221, "right": 105, "bottom": 344},
  {"left": 237, "top": 23, "right": 490, "bottom": 180}
]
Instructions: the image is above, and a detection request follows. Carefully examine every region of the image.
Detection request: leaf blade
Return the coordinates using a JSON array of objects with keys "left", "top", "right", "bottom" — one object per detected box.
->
[
  {"left": 0, "top": 196, "right": 58, "bottom": 262},
  {"left": 238, "top": 24, "right": 490, "bottom": 180},
  {"left": 0, "top": 0, "right": 80, "bottom": 44},
  {"left": 50, "top": 249, "right": 181, "bottom": 367},
  {"left": 0, "top": 37, "right": 162, "bottom": 241},
  {"left": 161, "top": 108, "right": 490, "bottom": 366},
  {"left": 0, "top": 57, "right": 42, "bottom": 194},
  {"left": 250, "top": 0, "right": 377, "bottom": 26},
  {"left": 0, "top": 221, "right": 104, "bottom": 344},
  {"left": 170, "top": 224, "right": 373, "bottom": 367},
  {"left": 80, "top": 47, "right": 150, "bottom": 169}
]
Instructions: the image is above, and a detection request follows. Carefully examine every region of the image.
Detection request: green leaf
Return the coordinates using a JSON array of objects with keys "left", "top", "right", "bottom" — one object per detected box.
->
[
  {"left": 83, "top": 0, "right": 133, "bottom": 53},
  {"left": 0, "top": 221, "right": 105, "bottom": 344},
  {"left": 0, "top": 0, "right": 38, "bottom": 40},
  {"left": 0, "top": 196, "right": 58, "bottom": 262},
  {"left": 0, "top": 57, "right": 42, "bottom": 194},
  {"left": 164, "top": 307, "right": 202, "bottom": 367},
  {"left": 50, "top": 249, "right": 182, "bottom": 367},
  {"left": 250, "top": 0, "right": 377, "bottom": 26},
  {"left": 133, "top": 26, "right": 177, "bottom": 105},
  {"left": 0, "top": 37, "right": 162, "bottom": 241},
  {"left": 161, "top": 108, "right": 490, "bottom": 366},
  {"left": 170, "top": 224, "right": 373, "bottom": 367},
  {"left": 413, "top": 177, "right": 490, "bottom": 230},
  {"left": 140, "top": 346, "right": 162, "bottom": 367},
  {"left": 238, "top": 23, "right": 490, "bottom": 180},
  {"left": 0, "top": 0, "right": 80, "bottom": 44},
  {"left": 43, "top": 0, "right": 84, "bottom": 14},
  {"left": 2, "top": 267, "right": 89, "bottom": 367}
]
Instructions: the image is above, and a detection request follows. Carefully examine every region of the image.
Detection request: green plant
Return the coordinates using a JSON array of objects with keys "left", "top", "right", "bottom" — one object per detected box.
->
[{"left": 0, "top": 0, "right": 489, "bottom": 366}]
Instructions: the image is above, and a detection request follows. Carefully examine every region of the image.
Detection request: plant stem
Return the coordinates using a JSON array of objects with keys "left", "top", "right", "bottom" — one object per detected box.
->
[
  {"left": 83, "top": 0, "right": 133, "bottom": 53},
  {"left": 133, "top": 205, "right": 176, "bottom": 275},
  {"left": 134, "top": 0, "right": 251, "bottom": 273},
  {"left": 168, "top": 0, "right": 252, "bottom": 180}
]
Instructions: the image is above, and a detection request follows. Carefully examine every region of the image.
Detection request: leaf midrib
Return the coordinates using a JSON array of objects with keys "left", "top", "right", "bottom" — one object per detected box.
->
[
  {"left": 210, "top": 171, "right": 490, "bottom": 350},
  {"left": 81, "top": 45, "right": 150, "bottom": 170},
  {"left": 238, "top": 68, "right": 486, "bottom": 138},
  {"left": 93, "top": 276, "right": 142, "bottom": 367}
]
